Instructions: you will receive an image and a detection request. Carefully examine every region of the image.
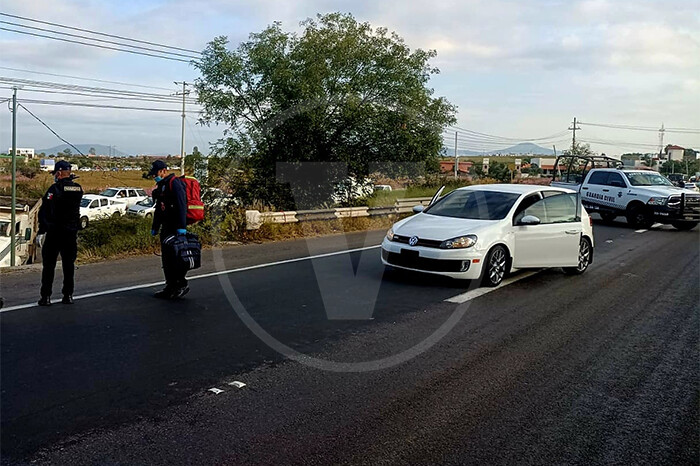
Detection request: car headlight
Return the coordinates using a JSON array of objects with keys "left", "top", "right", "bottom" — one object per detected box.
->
[
  {"left": 666, "top": 196, "right": 681, "bottom": 207},
  {"left": 647, "top": 197, "right": 668, "bottom": 206},
  {"left": 440, "top": 235, "right": 477, "bottom": 249},
  {"left": 386, "top": 228, "right": 395, "bottom": 241}
]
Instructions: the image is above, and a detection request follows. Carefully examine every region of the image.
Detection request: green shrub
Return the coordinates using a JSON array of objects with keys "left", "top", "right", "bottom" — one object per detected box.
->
[{"left": 78, "top": 215, "right": 159, "bottom": 260}]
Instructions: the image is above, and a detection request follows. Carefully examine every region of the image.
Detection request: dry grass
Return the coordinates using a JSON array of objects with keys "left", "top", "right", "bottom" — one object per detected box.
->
[{"left": 0, "top": 170, "right": 168, "bottom": 198}]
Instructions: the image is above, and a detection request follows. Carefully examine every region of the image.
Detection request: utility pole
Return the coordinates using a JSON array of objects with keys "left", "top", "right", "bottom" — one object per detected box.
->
[
  {"left": 454, "top": 131, "right": 458, "bottom": 180},
  {"left": 175, "top": 81, "right": 190, "bottom": 176},
  {"left": 10, "top": 87, "right": 18, "bottom": 266},
  {"left": 568, "top": 117, "right": 581, "bottom": 150}
]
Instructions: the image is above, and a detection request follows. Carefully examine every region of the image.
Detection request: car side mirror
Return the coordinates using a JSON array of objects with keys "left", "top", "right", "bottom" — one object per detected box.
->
[
  {"left": 412, "top": 205, "right": 424, "bottom": 214},
  {"left": 519, "top": 215, "right": 541, "bottom": 225}
]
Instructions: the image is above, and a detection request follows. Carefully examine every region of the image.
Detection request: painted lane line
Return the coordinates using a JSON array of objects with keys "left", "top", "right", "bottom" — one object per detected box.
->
[
  {"left": 1, "top": 245, "right": 382, "bottom": 313},
  {"left": 208, "top": 388, "right": 224, "bottom": 395},
  {"left": 635, "top": 229, "right": 648, "bottom": 234},
  {"left": 444, "top": 271, "right": 540, "bottom": 304}
]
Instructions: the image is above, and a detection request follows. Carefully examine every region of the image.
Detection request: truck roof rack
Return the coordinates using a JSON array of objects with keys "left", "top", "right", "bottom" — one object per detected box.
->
[{"left": 552, "top": 154, "right": 623, "bottom": 184}]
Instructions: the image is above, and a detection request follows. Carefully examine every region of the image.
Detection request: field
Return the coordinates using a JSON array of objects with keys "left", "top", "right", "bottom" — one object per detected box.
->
[{"left": 0, "top": 169, "right": 174, "bottom": 198}]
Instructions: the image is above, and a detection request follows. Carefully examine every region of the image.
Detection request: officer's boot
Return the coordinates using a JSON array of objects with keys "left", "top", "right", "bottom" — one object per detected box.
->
[{"left": 38, "top": 296, "right": 52, "bottom": 306}]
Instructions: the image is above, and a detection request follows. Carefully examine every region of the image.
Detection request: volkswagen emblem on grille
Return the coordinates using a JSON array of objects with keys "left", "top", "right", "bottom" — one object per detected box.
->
[{"left": 409, "top": 236, "right": 419, "bottom": 246}]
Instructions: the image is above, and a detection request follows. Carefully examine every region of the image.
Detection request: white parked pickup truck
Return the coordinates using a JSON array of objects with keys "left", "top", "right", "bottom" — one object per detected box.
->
[{"left": 551, "top": 155, "right": 700, "bottom": 230}]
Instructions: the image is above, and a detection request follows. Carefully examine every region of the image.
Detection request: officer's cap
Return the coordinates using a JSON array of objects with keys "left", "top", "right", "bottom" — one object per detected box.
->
[
  {"left": 51, "top": 160, "right": 72, "bottom": 174},
  {"left": 148, "top": 160, "right": 168, "bottom": 177}
]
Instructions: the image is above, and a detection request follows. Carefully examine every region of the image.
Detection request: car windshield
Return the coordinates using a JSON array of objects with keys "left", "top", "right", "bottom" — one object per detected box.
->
[
  {"left": 136, "top": 198, "right": 154, "bottom": 207},
  {"left": 80, "top": 198, "right": 92, "bottom": 207},
  {"left": 624, "top": 172, "right": 674, "bottom": 187},
  {"left": 100, "top": 188, "right": 119, "bottom": 197},
  {"left": 424, "top": 190, "right": 521, "bottom": 220}
]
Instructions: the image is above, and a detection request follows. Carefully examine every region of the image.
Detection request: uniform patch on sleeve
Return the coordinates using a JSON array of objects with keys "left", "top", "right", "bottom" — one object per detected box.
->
[
  {"left": 46, "top": 192, "right": 54, "bottom": 200},
  {"left": 63, "top": 186, "right": 81, "bottom": 192}
]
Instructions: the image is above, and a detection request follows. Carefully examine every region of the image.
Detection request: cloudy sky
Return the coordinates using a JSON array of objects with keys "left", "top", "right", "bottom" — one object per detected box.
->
[{"left": 1, "top": 0, "right": 698, "bottom": 156}]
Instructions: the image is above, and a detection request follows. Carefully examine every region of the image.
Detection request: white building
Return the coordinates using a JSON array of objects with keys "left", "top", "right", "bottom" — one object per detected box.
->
[
  {"left": 665, "top": 145, "right": 685, "bottom": 161},
  {"left": 7, "top": 148, "right": 35, "bottom": 159}
]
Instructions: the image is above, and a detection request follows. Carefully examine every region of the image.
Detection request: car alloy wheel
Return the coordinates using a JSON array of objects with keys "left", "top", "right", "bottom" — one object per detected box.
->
[
  {"left": 577, "top": 238, "right": 591, "bottom": 272},
  {"left": 483, "top": 246, "right": 507, "bottom": 287}
]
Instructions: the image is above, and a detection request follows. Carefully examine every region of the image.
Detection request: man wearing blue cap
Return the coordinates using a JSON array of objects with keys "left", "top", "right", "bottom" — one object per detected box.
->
[
  {"left": 148, "top": 160, "right": 189, "bottom": 299},
  {"left": 37, "top": 160, "right": 83, "bottom": 306}
]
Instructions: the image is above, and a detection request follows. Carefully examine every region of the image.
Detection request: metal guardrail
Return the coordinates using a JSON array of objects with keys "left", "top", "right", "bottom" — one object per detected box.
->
[{"left": 246, "top": 198, "right": 432, "bottom": 230}]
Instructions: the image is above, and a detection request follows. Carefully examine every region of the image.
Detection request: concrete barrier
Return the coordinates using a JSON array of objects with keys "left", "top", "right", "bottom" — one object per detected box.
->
[{"left": 245, "top": 197, "right": 432, "bottom": 230}]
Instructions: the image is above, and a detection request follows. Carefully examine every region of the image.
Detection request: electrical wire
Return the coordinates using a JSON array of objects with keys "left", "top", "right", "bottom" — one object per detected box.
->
[
  {"left": 18, "top": 103, "right": 85, "bottom": 155},
  {"left": 0, "top": 66, "right": 174, "bottom": 91},
  {"left": 578, "top": 121, "right": 700, "bottom": 135},
  {"left": 17, "top": 98, "right": 201, "bottom": 113},
  {"left": 0, "top": 27, "right": 195, "bottom": 63},
  {"left": 0, "top": 12, "right": 202, "bottom": 54},
  {"left": 0, "top": 77, "right": 198, "bottom": 103},
  {"left": 0, "top": 20, "right": 200, "bottom": 60},
  {"left": 0, "top": 86, "right": 202, "bottom": 106}
]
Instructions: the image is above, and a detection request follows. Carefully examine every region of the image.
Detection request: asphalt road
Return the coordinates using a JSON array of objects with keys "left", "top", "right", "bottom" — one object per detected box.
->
[{"left": 1, "top": 220, "right": 698, "bottom": 465}]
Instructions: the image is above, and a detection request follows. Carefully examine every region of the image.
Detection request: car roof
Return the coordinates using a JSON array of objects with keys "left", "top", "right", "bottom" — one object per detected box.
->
[{"left": 456, "top": 183, "right": 572, "bottom": 195}]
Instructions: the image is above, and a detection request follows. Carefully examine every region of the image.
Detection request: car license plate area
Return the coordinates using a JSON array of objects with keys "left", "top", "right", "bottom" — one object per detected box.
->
[{"left": 400, "top": 249, "right": 419, "bottom": 259}]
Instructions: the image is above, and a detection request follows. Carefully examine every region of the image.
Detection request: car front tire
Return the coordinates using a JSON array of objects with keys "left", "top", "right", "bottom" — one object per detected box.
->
[
  {"left": 626, "top": 204, "right": 653, "bottom": 229},
  {"left": 671, "top": 221, "right": 699, "bottom": 231},
  {"left": 481, "top": 245, "right": 508, "bottom": 287},
  {"left": 563, "top": 237, "right": 592, "bottom": 275}
]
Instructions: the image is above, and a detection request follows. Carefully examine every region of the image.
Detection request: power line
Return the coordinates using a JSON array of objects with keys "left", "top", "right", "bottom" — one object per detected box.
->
[
  {"left": 0, "top": 27, "right": 195, "bottom": 63},
  {"left": 0, "top": 66, "right": 174, "bottom": 91},
  {"left": 0, "top": 20, "right": 200, "bottom": 60},
  {"left": 578, "top": 121, "right": 700, "bottom": 134},
  {"left": 18, "top": 103, "right": 85, "bottom": 155},
  {"left": 0, "top": 77, "right": 198, "bottom": 103},
  {"left": 0, "top": 86, "right": 202, "bottom": 106},
  {"left": 447, "top": 125, "right": 569, "bottom": 142},
  {"left": 17, "top": 98, "right": 201, "bottom": 113},
  {"left": 0, "top": 12, "right": 202, "bottom": 54}
]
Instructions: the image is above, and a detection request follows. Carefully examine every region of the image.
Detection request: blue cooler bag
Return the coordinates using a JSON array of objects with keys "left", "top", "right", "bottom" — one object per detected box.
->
[{"left": 163, "top": 232, "right": 201, "bottom": 271}]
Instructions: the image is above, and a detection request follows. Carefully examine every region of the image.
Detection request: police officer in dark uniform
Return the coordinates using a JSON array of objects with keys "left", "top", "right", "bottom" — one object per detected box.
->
[
  {"left": 37, "top": 160, "right": 83, "bottom": 306},
  {"left": 148, "top": 160, "right": 189, "bottom": 299}
]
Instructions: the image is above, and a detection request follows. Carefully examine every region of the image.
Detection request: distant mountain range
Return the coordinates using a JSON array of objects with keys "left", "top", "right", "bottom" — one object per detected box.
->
[
  {"left": 38, "top": 144, "right": 129, "bottom": 157},
  {"left": 445, "top": 142, "right": 555, "bottom": 156}
]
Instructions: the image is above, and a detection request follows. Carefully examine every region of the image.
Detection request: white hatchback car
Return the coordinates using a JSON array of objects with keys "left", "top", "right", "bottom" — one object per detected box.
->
[
  {"left": 99, "top": 187, "right": 148, "bottom": 207},
  {"left": 381, "top": 184, "right": 594, "bottom": 286}
]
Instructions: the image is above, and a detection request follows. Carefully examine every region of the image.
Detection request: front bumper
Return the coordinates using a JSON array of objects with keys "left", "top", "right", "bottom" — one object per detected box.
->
[
  {"left": 380, "top": 237, "right": 485, "bottom": 279},
  {"left": 651, "top": 204, "right": 700, "bottom": 222}
]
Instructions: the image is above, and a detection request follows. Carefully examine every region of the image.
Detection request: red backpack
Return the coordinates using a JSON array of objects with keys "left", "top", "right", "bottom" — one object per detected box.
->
[{"left": 170, "top": 175, "right": 205, "bottom": 224}]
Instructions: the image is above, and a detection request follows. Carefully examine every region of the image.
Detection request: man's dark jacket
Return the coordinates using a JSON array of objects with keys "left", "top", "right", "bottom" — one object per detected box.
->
[
  {"left": 152, "top": 174, "right": 187, "bottom": 234},
  {"left": 38, "top": 177, "right": 83, "bottom": 234}
]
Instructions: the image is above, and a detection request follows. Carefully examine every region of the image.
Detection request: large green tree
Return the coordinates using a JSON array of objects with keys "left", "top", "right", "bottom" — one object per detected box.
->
[{"left": 195, "top": 12, "right": 456, "bottom": 208}]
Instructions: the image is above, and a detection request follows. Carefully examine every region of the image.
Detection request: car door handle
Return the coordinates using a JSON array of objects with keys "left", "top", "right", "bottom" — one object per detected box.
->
[
  {"left": 565, "top": 230, "right": 580, "bottom": 235},
  {"left": 582, "top": 187, "right": 588, "bottom": 190},
  {"left": 602, "top": 189, "right": 610, "bottom": 192}
]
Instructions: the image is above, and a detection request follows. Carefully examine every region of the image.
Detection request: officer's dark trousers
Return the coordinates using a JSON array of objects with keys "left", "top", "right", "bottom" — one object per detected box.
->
[
  {"left": 160, "top": 231, "right": 188, "bottom": 290},
  {"left": 41, "top": 229, "right": 78, "bottom": 297}
]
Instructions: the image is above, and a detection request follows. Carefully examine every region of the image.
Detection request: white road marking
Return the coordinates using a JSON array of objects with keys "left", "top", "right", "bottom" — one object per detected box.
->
[
  {"left": 208, "top": 388, "right": 224, "bottom": 394},
  {"left": 0, "top": 245, "right": 381, "bottom": 313},
  {"left": 635, "top": 229, "right": 648, "bottom": 233},
  {"left": 228, "top": 381, "right": 246, "bottom": 388},
  {"left": 444, "top": 271, "right": 540, "bottom": 304}
]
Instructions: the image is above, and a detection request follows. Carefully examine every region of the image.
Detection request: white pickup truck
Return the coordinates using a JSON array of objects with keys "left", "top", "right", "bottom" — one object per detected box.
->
[{"left": 551, "top": 156, "right": 700, "bottom": 230}]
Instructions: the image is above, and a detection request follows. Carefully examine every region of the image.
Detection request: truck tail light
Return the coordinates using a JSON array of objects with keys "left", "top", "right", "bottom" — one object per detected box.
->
[{"left": 589, "top": 216, "right": 593, "bottom": 227}]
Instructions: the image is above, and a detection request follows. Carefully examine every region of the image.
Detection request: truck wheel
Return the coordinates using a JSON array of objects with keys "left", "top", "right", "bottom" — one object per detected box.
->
[
  {"left": 600, "top": 213, "right": 617, "bottom": 223},
  {"left": 626, "top": 204, "right": 653, "bottom": 229},
  {"left": 481, "top": 245, "right": 508, "bottom": 287},
  {"left": 563, "top": 237, "right": 592, "bottom": 275},
  {"left": 80, "top": 216, "right": 89, "bottom": 229},
  {"left": 671, "top": 221, "right": 699, "bottom": 231},
  {"left": 145, "top": 213, "right": 153, "bottom": 218}
]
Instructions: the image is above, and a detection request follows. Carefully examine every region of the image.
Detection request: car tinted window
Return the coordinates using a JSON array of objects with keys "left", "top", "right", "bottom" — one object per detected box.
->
[
  {"left": 517, "top": 193, "right": 578, "bottom": 224},
  {"left": 100, "top": 188, "right": 118, "bottom": 197},
  {"left": 137, "top": 189, "right": 147, "bottom": 196},
  {"left": 80, "top": 198, "right": 90, "bottom": 208},
  {"left": 513, "top": 193, "right": 542, "bottom": 219},
  {"left": 424, "top": 190, "right": 521, "bottom": 220},
  {"left": 100, "top": 198, "right": 108, "bottom": 206},
  {"left": 587, "top": 171, "right": 609, "bottom": 185},
  {"left": 89, "top": 200, "right": 98, "bottom": 208},
  {"left": 607, "top": 173, "right": 626, "bottom": 187}
]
